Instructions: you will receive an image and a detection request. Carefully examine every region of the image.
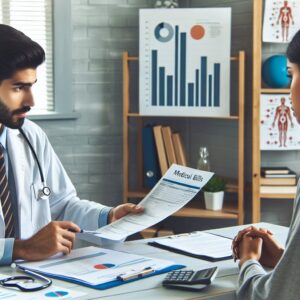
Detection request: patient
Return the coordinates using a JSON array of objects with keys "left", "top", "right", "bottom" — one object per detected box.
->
[{"left": 232, "top": 29, "right": 300, "bottom": 300}]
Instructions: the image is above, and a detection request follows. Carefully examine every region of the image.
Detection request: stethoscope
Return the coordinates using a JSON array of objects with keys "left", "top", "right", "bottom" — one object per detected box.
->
[{"left": 18, "top": 127, "right": 51, "bottom": 200}]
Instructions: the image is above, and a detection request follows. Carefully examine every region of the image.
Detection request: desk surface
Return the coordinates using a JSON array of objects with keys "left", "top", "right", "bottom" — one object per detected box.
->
[{"left": 0, "top": 222, "right": 289, "bottom": 300}]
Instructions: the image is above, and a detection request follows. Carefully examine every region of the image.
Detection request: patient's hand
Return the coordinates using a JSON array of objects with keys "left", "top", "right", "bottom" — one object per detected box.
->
[{"left": 232, "top": 226, "right": 284, "bottom": 268}]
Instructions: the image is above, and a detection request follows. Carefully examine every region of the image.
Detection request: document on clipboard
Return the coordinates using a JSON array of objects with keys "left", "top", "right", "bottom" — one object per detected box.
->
[
  {"left": 16, "top": 246, "right": 184, "bottom": 290},
  {"left": 84, "top": 164, "right": 214, "bottom": 241},
  {"left": 148, "top": 232, "right": 233, "bottom": 261}
]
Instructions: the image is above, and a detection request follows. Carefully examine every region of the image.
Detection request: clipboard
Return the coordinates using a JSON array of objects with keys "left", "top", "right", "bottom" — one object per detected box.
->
[
  {"left": 38, "top": 265, "right": 184, "bottom": 290},
  {"left": 16, "top": 246, "right": 184, "bottom": 290},
  {"left": 148, "top": 232, "right": 233, "bottom": 262}
]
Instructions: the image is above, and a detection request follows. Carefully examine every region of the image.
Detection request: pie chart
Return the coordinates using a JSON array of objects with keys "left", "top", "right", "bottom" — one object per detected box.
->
[
  {"left": 94, "top": 263, "right": 115, "bottom": 270},
  {"left": 45, "top": 290, "right": 69, "bottom": 297}
]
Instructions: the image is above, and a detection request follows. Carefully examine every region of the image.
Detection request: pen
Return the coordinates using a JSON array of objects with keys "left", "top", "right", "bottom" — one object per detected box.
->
[
  {"left": 117, "top": 267, "right": 154, "bottom": 281},
  {"left": 68, "top": 229, "right": 100, "bottom": 234}
]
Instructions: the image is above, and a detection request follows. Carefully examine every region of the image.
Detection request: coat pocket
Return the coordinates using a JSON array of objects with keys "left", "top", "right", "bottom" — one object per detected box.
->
[{"left": 30, "top": 183, "right": 51, "bottom": 230}]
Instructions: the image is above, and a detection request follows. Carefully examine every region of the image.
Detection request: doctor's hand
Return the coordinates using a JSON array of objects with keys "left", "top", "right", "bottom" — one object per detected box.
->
[
  {"left": 13, "top": 221, "right": 81, "bottom": 261},
  {"left": 108, "top": 203, "right": 144, "bottom": 223}
]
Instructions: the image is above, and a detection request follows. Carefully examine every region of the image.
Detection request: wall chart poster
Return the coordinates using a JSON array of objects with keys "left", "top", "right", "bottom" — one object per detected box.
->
[
  {"left": 139, "top": 8, "right": 231, "bottom": 116},
  {"left": 260, "top": 94, "right": 300, "bottom": 150},
  {"left": 263, "top": 0, "right": 300, "bottom": 43}
]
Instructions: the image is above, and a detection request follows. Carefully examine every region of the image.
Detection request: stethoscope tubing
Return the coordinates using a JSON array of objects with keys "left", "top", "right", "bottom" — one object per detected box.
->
[
  {"left": 18, "top": 127, "right": 51, "bottom": 199},
  {"left": 19, "top": 127, "right": 45, "bottom": 183}
]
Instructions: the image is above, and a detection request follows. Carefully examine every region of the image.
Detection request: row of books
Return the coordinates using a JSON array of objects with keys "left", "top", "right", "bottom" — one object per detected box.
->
[
  {"left": 143, "top": 125, "right": 187, "bottom": 189},
  {"left": 260, "top": 167, "right": 297, "bottom": 194}
]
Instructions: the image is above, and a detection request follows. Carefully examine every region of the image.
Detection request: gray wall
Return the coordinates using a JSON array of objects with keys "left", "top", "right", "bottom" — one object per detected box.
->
[{"left": 34, "top": 0, "right": 295, "bottom": 232}]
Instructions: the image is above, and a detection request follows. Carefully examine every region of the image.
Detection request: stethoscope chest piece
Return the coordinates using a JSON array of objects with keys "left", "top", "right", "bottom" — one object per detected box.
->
[{"left": 38, "top": 185, "right": 51, "bottom": 200}]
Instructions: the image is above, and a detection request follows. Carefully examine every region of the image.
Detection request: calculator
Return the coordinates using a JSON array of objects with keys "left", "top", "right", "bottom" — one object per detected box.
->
[{"left": 162, "top": 267, "right": 218, "bottom": 291}]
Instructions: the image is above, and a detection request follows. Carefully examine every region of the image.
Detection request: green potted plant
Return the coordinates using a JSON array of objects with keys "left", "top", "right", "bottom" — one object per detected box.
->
[{"left": 203, "top": 175, "right": 226, "bottom": 210}]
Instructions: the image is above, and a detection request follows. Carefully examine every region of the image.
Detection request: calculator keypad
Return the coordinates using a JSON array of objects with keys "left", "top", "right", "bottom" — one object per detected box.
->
[
  {"left": 163, "top": 267, "right": 218, "bottom": 285},
  {"left": 164, "top": 270, "right": 194, "bottom": 283}
]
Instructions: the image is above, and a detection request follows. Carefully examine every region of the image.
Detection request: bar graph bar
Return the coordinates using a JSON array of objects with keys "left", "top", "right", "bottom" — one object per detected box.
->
[
  {"left": 214, "top": 63, "right": 220, "bottom": 107},
  {"left": 208, "top": 75, "right": 212, "bottom": 107},
  {"left": 150, "top": 26, "right": 222, "bottom": 109},
  {"left": 188, "top": 83, "right": 194, "bottom": 107},
  {"left": 175, "top": 26, "right": 179, "bottom": 106},
  {"left": 180, "top": 32, "right": 186, "bottom": 106},
  {"left": 195, "top": 69, "right": 199, "bottom": 107},
  {"left": 151, "top": 50, "right": 157, "bottom": 106},
  {"left": 159, "top": 67, "right": 165, "bottom": 106},
  {"left": 201, "top": 56, "right": 207, "bottom": 107},
  {"left": 167, "top": 75, "right": 173, "bottom": 106}
]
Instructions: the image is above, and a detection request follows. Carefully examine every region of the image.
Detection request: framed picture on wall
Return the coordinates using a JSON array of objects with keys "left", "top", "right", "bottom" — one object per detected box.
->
[
  {"left": 260, "top": 94, "right": 300, "bottom": 150},
  {"left": 139, "top": 8, "right": 231, "bottom": 117},
  {"left": 263, "top": 0, "right": 300, "bottom": 43}
]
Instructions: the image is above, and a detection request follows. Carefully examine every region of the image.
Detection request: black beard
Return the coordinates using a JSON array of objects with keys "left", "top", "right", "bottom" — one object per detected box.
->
[{"left": 0, "top": 99, "right": 30, "bottom": 129}]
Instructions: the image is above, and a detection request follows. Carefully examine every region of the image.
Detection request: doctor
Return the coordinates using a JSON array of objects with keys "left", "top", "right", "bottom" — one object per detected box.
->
[{"left": 0, "top": 24, "right": 143, "bottom": 265}]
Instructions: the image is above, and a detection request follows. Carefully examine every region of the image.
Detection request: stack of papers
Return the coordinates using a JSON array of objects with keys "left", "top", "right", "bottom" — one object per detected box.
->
[
  {"left": 149, "top": 232, "right": 233, "bottom": 261},
  {"left": 17, "top": 246, "right": 184, "bottom": 290}
]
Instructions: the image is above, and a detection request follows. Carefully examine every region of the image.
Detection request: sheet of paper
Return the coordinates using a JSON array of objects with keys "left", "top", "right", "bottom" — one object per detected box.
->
[
  {"left": 19, "top": 246, "right": 179, "bottom": 286},
  {"left": 0, "top": 274, "right": 86, "bottom": 299},
  {"left": 153, "top": 232, "right": 232, "bottom": 259},
  {"left": 90, "top": 164, "right": 213, "bottom": 241}
]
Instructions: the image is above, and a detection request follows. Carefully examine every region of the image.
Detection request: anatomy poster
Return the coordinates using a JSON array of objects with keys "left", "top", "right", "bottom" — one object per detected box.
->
[
  {"left": 139, "top": 8, "right": 231, "bottom": 116},
  {"left": 263, "top": 0, "right": 300, "bottom": 43},
  {"left": 260, "top": 94, "right": 300, "bottom": 150}
]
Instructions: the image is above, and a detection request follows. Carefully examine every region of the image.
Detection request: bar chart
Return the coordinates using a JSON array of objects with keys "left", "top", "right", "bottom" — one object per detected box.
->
[{"left": 140, "top": 9, "right": 231, "bottom": 116}]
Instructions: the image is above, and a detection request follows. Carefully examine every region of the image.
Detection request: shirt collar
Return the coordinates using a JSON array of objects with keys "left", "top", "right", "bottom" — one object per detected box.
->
[{"left": 0, "top": 127, "right": 7, "bottom": 150}]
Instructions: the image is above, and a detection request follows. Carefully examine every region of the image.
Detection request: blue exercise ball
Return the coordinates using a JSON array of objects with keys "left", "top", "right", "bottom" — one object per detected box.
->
[{"left": 262, "top": 55, "right": 291, "bottom": 88}]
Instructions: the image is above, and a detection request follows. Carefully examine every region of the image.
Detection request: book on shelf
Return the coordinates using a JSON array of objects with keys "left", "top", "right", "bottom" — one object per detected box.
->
[
  {"left": 172, "top": 133, "right": 187, "bottom": 166},
  {"left": 161, "top": 126, "right": 177, "bottom": 167},
  {"left": 260, "top": 185, "right": 297, "bottom": 194},
  {"left": 142, "top": 125, "right": 161, "bottom": 189},
  {"left": 260, "top": 176, "right": 297, "bottom": 186},
  {"left": 261, "top": 167, "right": 292, "bottom": 175},
  {"left": 263, "top": 172, "right": 296, "bottom": 178},
  {"left": 153, "top": 125, "right": 168, "bottom": 175}
]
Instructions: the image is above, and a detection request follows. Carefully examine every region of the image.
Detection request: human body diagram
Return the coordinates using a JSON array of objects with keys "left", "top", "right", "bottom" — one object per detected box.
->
[
  {"left": 272, "top": 97, "right": 294, "bottom": 147},
  {"left": 277, "top": 1, "right": 294, "bottom": 42}
]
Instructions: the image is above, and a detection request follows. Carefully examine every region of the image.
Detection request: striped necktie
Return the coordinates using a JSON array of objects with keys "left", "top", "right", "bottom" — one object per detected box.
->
[{"left": 0, "top": 145, "right": 15, "bottom": 238}]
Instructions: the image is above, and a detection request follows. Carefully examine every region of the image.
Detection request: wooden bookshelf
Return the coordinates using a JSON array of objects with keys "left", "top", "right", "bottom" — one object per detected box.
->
[
  {"left": 123, "top": 51, "right": 245, "bottom": 225},
  {"left": 252, "top": 0, "right": 295, "bottom": 222}
]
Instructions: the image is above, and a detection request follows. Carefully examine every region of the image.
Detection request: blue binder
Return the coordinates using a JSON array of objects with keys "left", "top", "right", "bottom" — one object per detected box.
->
[
  {"left": 38, "top": 264, "right": 184, "bottom": 290},
  {"left": 16, "top": 246, "right": 184, "bottom": 290},
  {"left": 143, "top": 125, "right": 161, "bottom": 188}
]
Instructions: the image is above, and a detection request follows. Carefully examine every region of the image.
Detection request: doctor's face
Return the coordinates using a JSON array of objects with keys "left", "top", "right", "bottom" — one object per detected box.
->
[
  {"left": 0, "top": 68, "right": 36, "bottom": 129},
  {"left": 287, "top": 61, "right": 300, "bottom": 124}
]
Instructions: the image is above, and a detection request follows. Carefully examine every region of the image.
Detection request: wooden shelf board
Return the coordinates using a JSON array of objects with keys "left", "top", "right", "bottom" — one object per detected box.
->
[
  {"left": 260, "top": 193, "right": 295, "bottom": 199},
  {"left": 127, "top": 181, "right": 238, "bottom": 198},
  {"left": 127, "top": 190, "right": 238, "bottom": 219},
  {"left": 127, "top": 191, "right": 148, "bottom": 198},
  {"left": 127, "top": 113, "right": 239, "bottom": 120},
  {"left": 174, "top": 207, "right": 238, "bottom": 219},
  {"left": 261, "top": 88, "right": 290, "bottom": 94}
]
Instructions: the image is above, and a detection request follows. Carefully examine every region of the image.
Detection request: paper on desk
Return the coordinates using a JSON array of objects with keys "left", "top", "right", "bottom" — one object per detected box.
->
[
  {"left": 90, "top": 164, "right": 213, "bottom": 241},
  {"left": 18, "top": 246, "right": 180, "bottom": 287},
  {"left": 151, "top": 232, "right": 233, "bottom": 260}
]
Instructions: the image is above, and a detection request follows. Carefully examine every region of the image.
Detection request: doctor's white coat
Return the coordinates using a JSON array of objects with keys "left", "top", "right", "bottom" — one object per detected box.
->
[{"left": 0, "top": 119, "right": 109, "bottom": 260}]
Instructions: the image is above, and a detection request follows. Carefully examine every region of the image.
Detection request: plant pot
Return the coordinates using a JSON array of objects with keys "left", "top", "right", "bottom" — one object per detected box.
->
[{"left": 204, "top": 191, "right": 224, "bottom": 211}]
